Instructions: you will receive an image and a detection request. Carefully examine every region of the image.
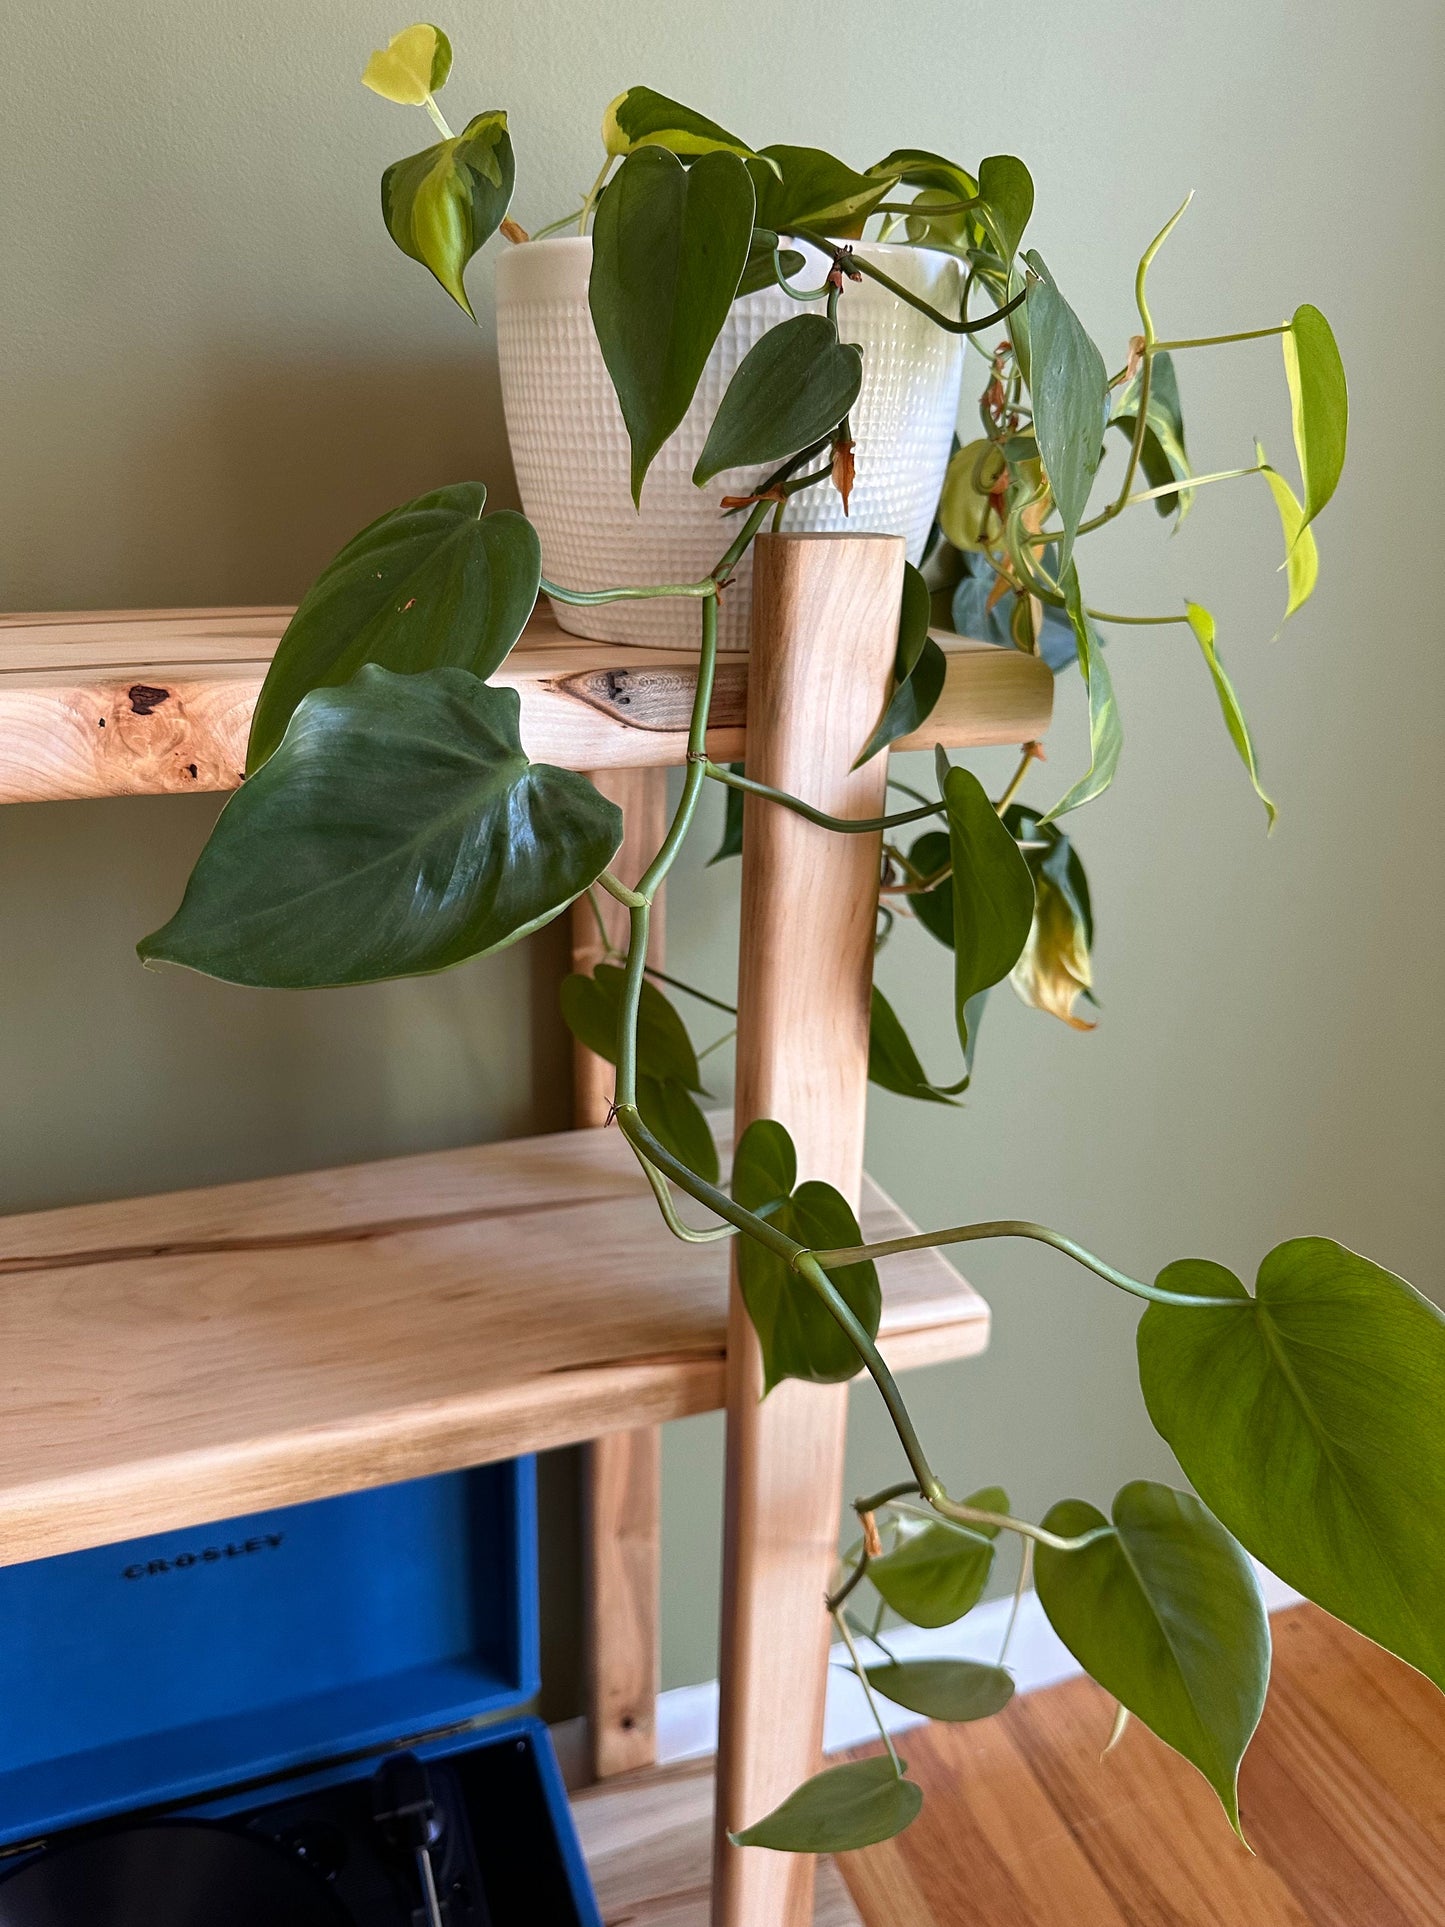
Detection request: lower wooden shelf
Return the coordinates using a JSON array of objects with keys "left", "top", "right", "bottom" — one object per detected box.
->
[{"left": 0, "top": 1125, "right": 987, "bottom": 1569}]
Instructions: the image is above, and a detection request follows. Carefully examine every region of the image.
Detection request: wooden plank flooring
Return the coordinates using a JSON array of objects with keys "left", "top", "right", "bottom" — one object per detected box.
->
[{"left": 837, "top": 1607, "right": 1445, "bottom": 1926}]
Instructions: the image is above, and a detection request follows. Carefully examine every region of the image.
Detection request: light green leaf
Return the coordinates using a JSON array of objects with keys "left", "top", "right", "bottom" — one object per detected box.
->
[
  {"left": 1184, "top": 602, "right": 1276, "bottom": 829},
  {"left": 869, "top": 1489, "right": 1005, "bottom": 1628},
  {"left": 1110, "top": 351, "right": 1192, "bottom": 521},
  {"left": 938, "top": 756, "right": 1036, "bottom": 1054},
  {"left": 868, "top": 986, "right": 966, "bottom": 1104},
  {"left": 247, "top": 483, "right": 540, "bottom": 773},
  {"left": 381, "top": 111, "right": 515, "bottom": 318},
  {"left": 1043, "top": 565, "right": 1122, "bottom": 821},
  {"left": 865, "top": 1659, "right": 1015, "bottom": 1723},
  {"left": 750, "top": 145, "right": 896, "bottom": 237},
  {"left": 731, "top": 1756, "right": 922, "bottom": 1853},
  {"left": 602, "top": 86, "right": 759, "bottom": 163},
  {"left": 361, "top": 23, "right": 452, "bottom": 105},
  {"left": 736, "top": 229, "right": 805, "bottom": 298},
  {"left": 938, "top": 440, "right": 1007, "bottom": 554},
  {"left": 590, "top": 148, "right": 755, "bottom": 503},
  {"left": 870, "top": 148, "right": 977, "bottom": 203},
  {"left": 854, "top": 563, "right": 943, "bottom": 766},
  {"left": 976, "top": 154, "right": 1033, "bottom": 267},
  {"left": 1004, "top": 805, "right": 1096, "bottom": 1030},
  {"left": 1283, "top": 303, "right": 1348, "bottom": 530},
  {"left": 559, "top": 963, "right": 705, "bottom": 1091},
  {"left": 731, "top": 1118, "right": 880, "bottom": 1392},
  {"left": 139, "top": 669, "right": 621, "bottom": 988},
  {"left": 1255, "top": 441, "right": 1319, "bottom": 624},
  {"left": 693, "top": 314, "right": 862, "bottom": 484},
  {"left": 1035, "top": 1482, "right": 1269, "bottom": 1834},
  {"left": 1138, "top": 1238, "right": 1445, "bottom": 1693},
  {"left": 1024, "top": 251, "right": 1108, "bottom": 571}
]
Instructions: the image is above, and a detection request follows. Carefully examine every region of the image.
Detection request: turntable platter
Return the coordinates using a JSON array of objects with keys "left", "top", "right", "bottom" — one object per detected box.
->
[{"left": 0, "top": 1822, "right": 355, "bottom": 1926}]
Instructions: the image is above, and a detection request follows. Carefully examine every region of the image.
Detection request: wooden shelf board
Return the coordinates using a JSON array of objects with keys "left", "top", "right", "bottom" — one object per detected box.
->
[
  {"left": 0, "top": 1125, "right": 987, "bottom": 1569},
  {"left": 0, "top": 604, "right": 1053, "bottom": 803}
]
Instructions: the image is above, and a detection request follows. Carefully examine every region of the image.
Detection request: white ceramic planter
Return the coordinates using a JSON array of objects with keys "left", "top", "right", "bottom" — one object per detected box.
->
[{"left": 495, "top": 237, "right": 965, "bottom": 650}]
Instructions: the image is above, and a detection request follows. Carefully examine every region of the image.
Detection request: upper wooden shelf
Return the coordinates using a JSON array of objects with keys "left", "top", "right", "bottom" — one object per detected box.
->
[
  {"left": 0, "top": 604, "right": 1053, "bottom": 804},
  {"left": 0, "top": 1125, "right": 987, "bottom": 1568}
]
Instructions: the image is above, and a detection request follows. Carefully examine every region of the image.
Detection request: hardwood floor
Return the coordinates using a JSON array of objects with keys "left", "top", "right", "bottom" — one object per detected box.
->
[{"left": 837, "top": 1607, "right": 1445, "bottom": 1926}]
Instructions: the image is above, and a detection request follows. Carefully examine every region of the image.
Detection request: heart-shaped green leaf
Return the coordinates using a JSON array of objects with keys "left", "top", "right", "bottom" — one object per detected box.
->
[
  {"left": 1138, "top": 1238, "right": 1445, "bottom": 1692},
  {"left": 1035, "top": 1481, "right": 1269, "bottom": 1834},
  {"left": 602, "top": 86, "right": 759, "bottom": 163},
  {"left": 382, "top": 111, "right": 515, "bottom": 319},
  {"left": 1110, "top": 350, "right": 1192, "bottom": 520},
  {"left": 853, "top": 564, "right": 944, "bottom": 767},
  {"left": 736, "top": 229, "right": 805, "bottom": 298},
  {"left": 1283, "top": 304, "right": 1347, "bottom": 531},
  {"left": 937, "top": 757, "right": 1035, "bottom": 1055},
  {"left": 361, "top": 23, "right": 452, "bottom": 105},
  {"left": 140, "top": 668, "right": 621, "bottom": 988},
  {"left": 869, "top": 1490, "right": 1005, "bottom": 1628},
  {"left": 1184, "top": 602, "right": 1275, "bottom": 828},
  {"left": 693, "top": 314, "right": 862, "bottom": 484},
  {"left": 637, "top": 1076, "right": 719, "bottom": 1185},
  {"left": 248, "top": 484, "right": 540, "bottom": 773},
  {"left": 865, "top": 1659, "right": 1015, "bottom": 1723},
  {"left": 1004, "top": 805, "right": 1096, "bottom": 1029},
  {"left": 868, "top": 986, "right": 966, "bottom": 1104},
  {"left": 750, "top": 146, "right": 896, "bottom": 237},
  {"left": 731, "top": 1118, "right": 879, "bottom": 1392},
  {"left": 590, "top": 147, "right": 755, "bottom": 503},
  {"left": 1255, "top": 441, "right": 1319, "bottom": 624},
  {"left": 976, "top": 154, "right": 1033, "bottom": 267},
  {"left": 1043, "top": 564, "right": 1121, "bottom": 820},
  {"left": 731, "top": 1756, "right": 922, "bottom": 1853},
  {"left": 1025, "top": 252, "right": 1107, "bottom": 571}
]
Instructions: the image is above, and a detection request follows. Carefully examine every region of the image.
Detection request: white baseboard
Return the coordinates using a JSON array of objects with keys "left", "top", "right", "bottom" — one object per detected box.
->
[{"left": 655, "top": 1564, "right": 1303, "bottom": 1766}]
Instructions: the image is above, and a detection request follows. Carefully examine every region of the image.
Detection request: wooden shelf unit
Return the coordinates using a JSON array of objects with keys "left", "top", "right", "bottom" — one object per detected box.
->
[{"left": 0, "top": 602, "right": 1052, "bottom": 800}]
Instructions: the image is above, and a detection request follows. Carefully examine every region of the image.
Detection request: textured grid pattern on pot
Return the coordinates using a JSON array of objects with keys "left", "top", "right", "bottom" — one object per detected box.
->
[{"left": 495, "top": 240, "right": 965, "bottom": 649}]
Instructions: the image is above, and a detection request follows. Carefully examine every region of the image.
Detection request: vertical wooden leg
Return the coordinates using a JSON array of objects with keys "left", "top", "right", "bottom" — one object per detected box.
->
[
  {"left": 575, "top": 766, "right": 669, "bottom": 1782},
  {"left": 713, "top": 534, "right": 905, "bottom": 1926}
]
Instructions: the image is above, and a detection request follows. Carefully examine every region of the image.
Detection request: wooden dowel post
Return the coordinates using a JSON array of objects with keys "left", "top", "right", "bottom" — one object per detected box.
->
[
  {"left": 712, "top": 533, "right": 905, "bottom": 1926},
  {"left": 574, "top": 766, "right": 668, "bottom": 1782}
]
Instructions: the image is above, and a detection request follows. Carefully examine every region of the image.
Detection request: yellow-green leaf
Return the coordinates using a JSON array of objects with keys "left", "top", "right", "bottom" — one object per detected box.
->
[
  {"left": 1282, "top": 303, "right": 1347, "bottom": 531},
  {"left": 938, "top": 440, "right": 1007, "bottom": 554},
  {"left": 361, "top": 23, "right": 452, "bottom": 106},
  {"left": 1184, "top": 602, "right": 1276, "bottom": 829},
  {"left": 1255, "top": 441, "right": 1319, "bottom": 625},
  {"left": 381, "top": 111, "right": 515, "bottom": 319},
  {"left": 602, "top": 86, "right": 759, "bottom": 163}
]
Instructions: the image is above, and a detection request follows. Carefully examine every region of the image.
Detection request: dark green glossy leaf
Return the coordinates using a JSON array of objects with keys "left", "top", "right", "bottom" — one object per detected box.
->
[
  {"left": 865, "top": 1659, "right": 1014, "bottom": 1723},
  {"left": 637, "top": 1075, "right": 719, "bottom": 1184},
  {"left": 1110, "top": 350, "right": 1192, "bottom": 520},
  {"left": 247, "top": 484, "right": 540, "bottom": 773},
  {"left": 602, "top": 86, "right": 758, "bottom": 162},
  {"left": 559, "top": 963, "right": 705, "bottom": 1091},
  {"left": 1184, "top": 602, "right": 1276, "bottom": 828},
  {"left": 1043, "top": 565, "right": 1121, "bottom": 820},
  {"left": 694, "top": 313, "right": 862, "bottom": 483},
  {"left": 949, "top": 552, "right": 1076, "bottom": 672},
  {"left": 1035, "top": 1481, "right": 1269, "bottom": 1833},
  {"left": 1004, "top": 805, "right": 1096, "bottom": 1029},
  {"left": 938, "top": 756, "right": 1035, "bottom": 1054},
  {"left": 907, "top": 828, "right": 953, "bottom": 947},
  {"left": 750, "top": 145, "right": 895, "bottom": 237},
  {"left": 708, "top": 763, "right": 745, "bottom": 863},
  {"left": 976, "top": 154, "right": 1033, "bottom": 267},
  {"left": 854, "top": 564, "right": 943, "bottom": 766},
  {"left": 1283, "top": 304, "right": 1347, "bottom": 530},
  {"left": 590, "top": 148, "right": 755, "bottom": 503},
  {"left": 869, "top": 1489, "right": 1005, "bottom": 1628},
  {"left": 868, "top": 985, "right": 965, "bottom": 1104},
  {"left": 731, "top": 1118, "right": 880, "bottom": 1392},
  {"left": 736, "top": 229, "right": 805, "bottom": 298},
  {"left": 731, "top": 1756, "right": 921, "bottom": 1853},
  {"left": 140, "top": 668, "right": 621, "bottom": 988},
  {"left": 1138, "top": 1238, "right": 1445, "bottom": 1692},
  {"left": 381, "top": 111, "right": 515, "bottom": 319},
  {"left": 1024, "top": 251, "right": 1108, "bottom": 571}
]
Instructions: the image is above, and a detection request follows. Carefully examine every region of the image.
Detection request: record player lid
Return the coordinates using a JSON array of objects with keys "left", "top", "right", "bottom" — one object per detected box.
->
[{"left": 0, "top": 1462, "right": 539, "bottom": 1847}]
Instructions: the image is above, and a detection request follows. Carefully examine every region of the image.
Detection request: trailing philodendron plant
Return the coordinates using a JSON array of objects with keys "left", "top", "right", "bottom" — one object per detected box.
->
[{"left": 139, "top": 23, "right": 1443, "bottom": 1856}]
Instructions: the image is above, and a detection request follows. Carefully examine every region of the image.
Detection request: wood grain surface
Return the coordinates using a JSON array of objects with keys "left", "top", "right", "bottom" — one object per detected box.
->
[{"left": 0, "top": 604, "right": 1052, "bottom": 802}]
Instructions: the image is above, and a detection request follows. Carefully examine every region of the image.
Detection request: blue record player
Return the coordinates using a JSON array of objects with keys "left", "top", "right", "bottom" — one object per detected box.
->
[{"left": 0, "top": 1460, "right": 602, "bottom": 1925}]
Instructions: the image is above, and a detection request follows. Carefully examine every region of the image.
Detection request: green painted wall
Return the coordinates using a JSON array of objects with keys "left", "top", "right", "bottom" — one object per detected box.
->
[{"left": 3, "top": 1, "right": 1440, "bottom": 1704}]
